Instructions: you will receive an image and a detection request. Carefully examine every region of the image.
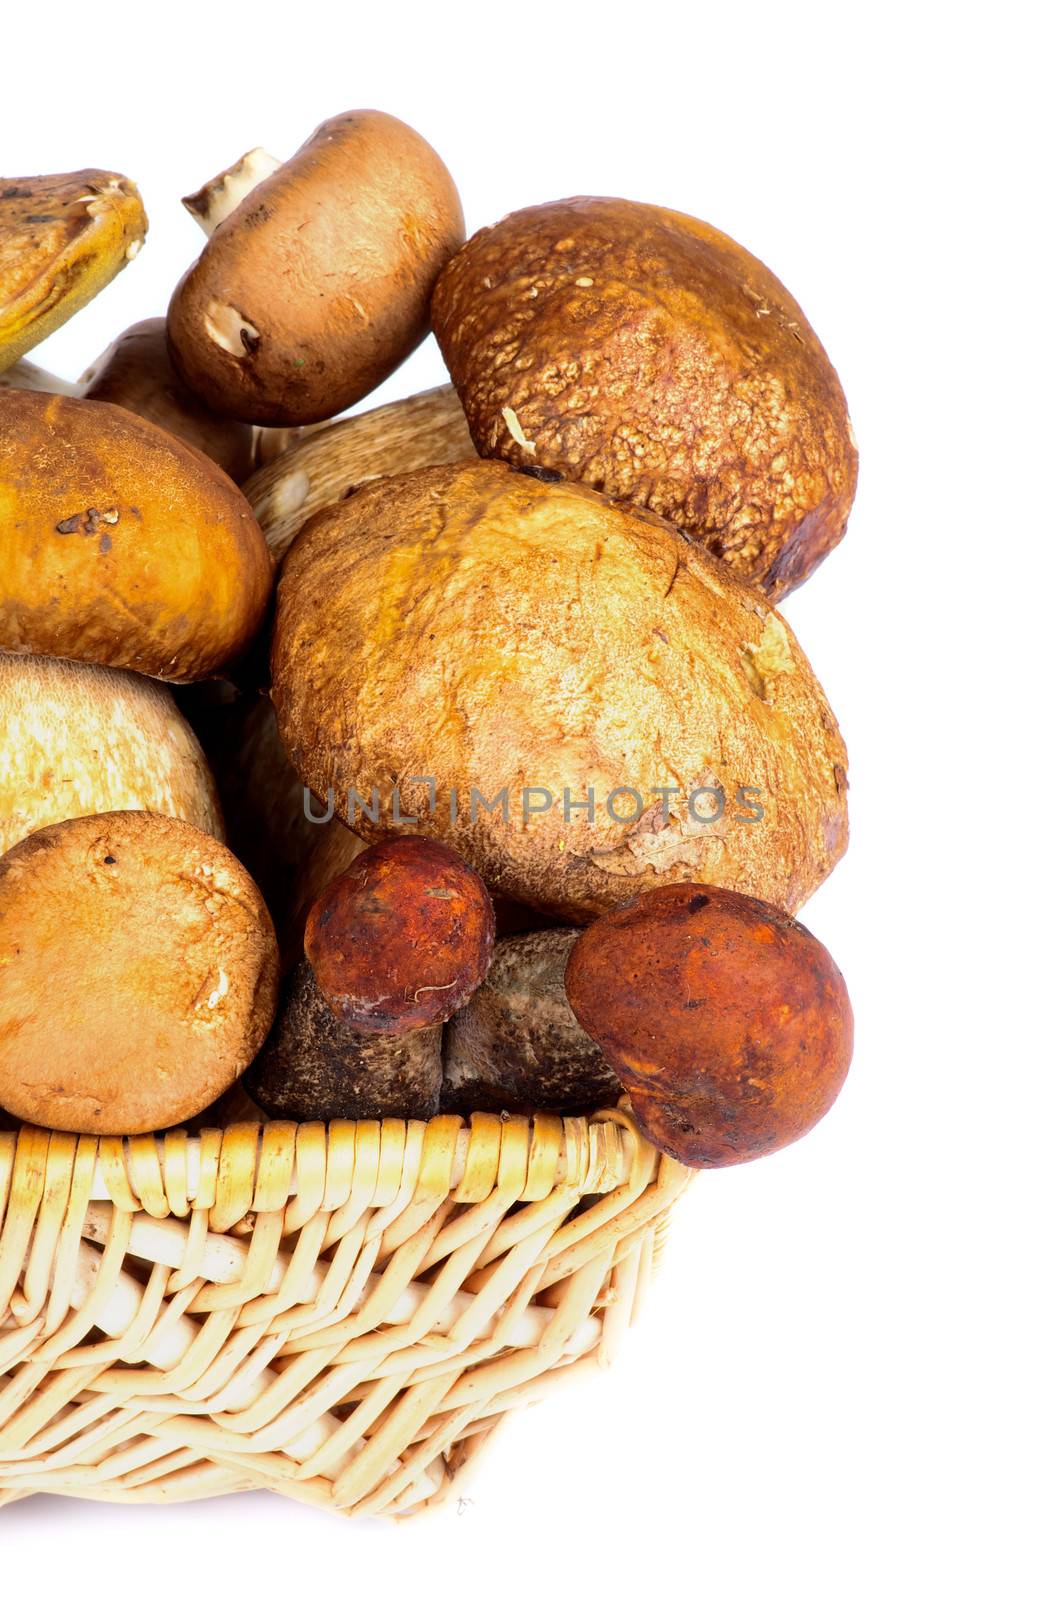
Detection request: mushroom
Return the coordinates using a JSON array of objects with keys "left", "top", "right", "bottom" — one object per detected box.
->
[
  {"left": 80, "top": 317, "right": 256, "bottom": 481},
  {"left": 0, "top": 651, "right": 223, "bottom": 854},
  {"left": 271, "top": 459, "right": 848, "bottom": 921},
  {"left": 244, "top": 959, "right": 444, "bottom": 1122},
  {"left": 167, "top": 111, "right": 464, "bottom": 425},
  {"left": 304, "top": 836, "right": 495, "bottom": 1032},
  {"left": 432, "top": 196, "right": 858, "bottom": 599},
  {"left": 564, "top": 884, "right": 854, "bottom": 1168},
  {"left": 0, "top": 390, "right": 272, "bottom": 681},
  {"left": 242, "top": 383, "right": 475, "bottom": 561},
  {"left": 442, "top": 929, "right": 622, "bottom": 1115},
  {"left": 0, "top": 169, "right": 147, "bottom": 371},
  {"left": 0, "top": 811, "right": 279, "bottom": 1134},
  {"left": 245, "top": 837, "right": 494, "bottom": 1121}
]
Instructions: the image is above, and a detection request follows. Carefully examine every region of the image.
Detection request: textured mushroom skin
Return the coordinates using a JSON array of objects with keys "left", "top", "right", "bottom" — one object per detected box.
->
[
  {"left": 304, "top": 836, "right": 495, "bottom": 1033},
  {"left": 564, "top": 884, "right": 853, "bottom": 1167},
  {"left": 0, "top": 652, "right": 223, "bottom": 854},
  {"left": 271, "top": 460, "right": 848, "bottom": 921},
  {"left": 0, "top": 812, "right": 279, "bottom": 1134},
  {"left": 442, "top": 929, "right": 621, "bottom": 1115},
  {"left": 0, "top": 391, "right": 272, "bottom": 682},
  {"left": 244, "top": 958, "right": 442, "bottom": 1121},
  {"left": 0, "top": 170, "right": 147, "bottom": 371},
  {"left": 432, "top": 197, "right": 857, "bottom": 599},
  {"left": 168, "top": 111, "right": 465, "bottom": 426},
  {"left": 82, "top": 318, "right": 255, "bottom": 481}
]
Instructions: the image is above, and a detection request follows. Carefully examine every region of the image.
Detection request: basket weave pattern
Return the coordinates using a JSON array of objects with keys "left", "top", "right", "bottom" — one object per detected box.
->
[{"left": 0, "top": 1111, "right": 689, "bottom": 1517}]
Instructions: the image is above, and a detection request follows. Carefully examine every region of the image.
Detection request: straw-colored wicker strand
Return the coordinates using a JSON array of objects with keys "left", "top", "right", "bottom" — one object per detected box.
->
[{"left": 0, "top": 1111, "right": 690, "bottom": 1518}]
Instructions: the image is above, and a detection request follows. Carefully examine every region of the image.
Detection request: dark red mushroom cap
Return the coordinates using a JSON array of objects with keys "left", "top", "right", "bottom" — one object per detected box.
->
[
  {"left": 304, "top": 835, "right": 495, "bottom": 1034},
  {"left": 564, "top": 883, "right": 853, "bottom": 1167}
]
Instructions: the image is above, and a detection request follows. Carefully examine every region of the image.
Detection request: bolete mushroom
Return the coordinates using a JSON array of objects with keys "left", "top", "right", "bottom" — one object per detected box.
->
[
  {"left": 271, "top": 460, "right": 848, "bottom": 921},
  {"left": 564, "top": 884, "right": 854, "bottom": 1168},
  {"left": 442, "top": 929, "right": 621, "bottom": 1115},
  {"left": 432, "top": 197, "right": 858, "bottom": 599},
  {"left": 243, "top": 959, "right": 443, "bottom": 1122},
  {"left": 0, "top": 390, "right": 272, "bottom": 681},
  {"left": 246, "top": 837, "right": 491, "bottom": 1120},
  {"left": 0, "top": 169, "right": 147, "bottom": 371},
  {"left": 80, "top": 317, "right": 256, "bottom": 481},
  {"left": 304, "top": 836, "right": 495, "bottom": 1032},
  {"left": 0, "top": 651, "right": 223, "bottom": 854},
  {"left": 243, "top": 383, "right": 475, "bottom": 561},
  {"left": 167, "top": 111, "right": 464, "bottom": 425},
  {"left": 0, "top": 811, "right": 279, "bottom": 1134}
]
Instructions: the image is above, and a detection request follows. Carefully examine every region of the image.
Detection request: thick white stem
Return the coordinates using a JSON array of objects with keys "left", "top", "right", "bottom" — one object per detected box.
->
[{"left": 183, "top": 148, "right": 282, "bottom": 236}]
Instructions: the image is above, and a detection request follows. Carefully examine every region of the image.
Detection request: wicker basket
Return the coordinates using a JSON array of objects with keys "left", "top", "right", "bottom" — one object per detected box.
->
[{"left": 0, "top": 1109, "right": 690, "bottom": 1518}]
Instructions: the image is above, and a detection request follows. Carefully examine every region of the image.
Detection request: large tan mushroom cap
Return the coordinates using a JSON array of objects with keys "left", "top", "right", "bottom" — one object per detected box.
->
[
  {"left": 0, "top": 811, "right": 279, "bottom": 1134},
  {"left": 432, "top": 197, "right": 858, "bottom": 600},
  {"left": 0, "top": 390, "right": 272, "bottom": 681},
  {"left": 167, "top": 111, "right": 465, "bottom": 426},
  {"left": 271, "top": 460, "right": 848, "bottom": 921},
  {"left": 0, "top": 652, "right": 223, "bottom": 854},
  {"left": 0, "top": 170, "right": 147, "bottom": 372}
]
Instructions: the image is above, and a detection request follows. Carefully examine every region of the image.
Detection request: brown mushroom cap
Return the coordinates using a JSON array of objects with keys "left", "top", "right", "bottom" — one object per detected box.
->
[
  {"left": 0, "top": 651, "right": 223, "bottom": 854},
  {"left": 167, "top": 111, "right": 464, "bottom": 426},
  {"left": 564, "top": 884, "right": 853, "bottom": 1168},
  {"left": 81, "top": 317, "right": 255, "bottom": 481},
  {"left": 271, "top": 460, "right": 848, "bottom": 921},
  {"left": 0, "top": 170, "right": 147, "bottom": 372},
  {"left": 0, "top": 811, "right": 279, "bottom": 1134},
  {"left": 304, "top": 836, "right": 495, "bottom": 1034},
  {"left": 0, "top": 390, "right": 272, "bottom": 681},
  {"left": 432, "top": 196, "right": 857, "bottom": 600}
]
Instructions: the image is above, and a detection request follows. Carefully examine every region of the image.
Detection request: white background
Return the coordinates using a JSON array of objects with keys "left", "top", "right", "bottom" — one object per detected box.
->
[{"left": 2, "top": 3, "right": 1056, "bottom": 1595}]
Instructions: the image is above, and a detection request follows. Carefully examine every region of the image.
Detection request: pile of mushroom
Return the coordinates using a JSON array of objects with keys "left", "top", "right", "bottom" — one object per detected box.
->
[{"left": 0, "top": 108, "right": 856, "bottom": 1168}]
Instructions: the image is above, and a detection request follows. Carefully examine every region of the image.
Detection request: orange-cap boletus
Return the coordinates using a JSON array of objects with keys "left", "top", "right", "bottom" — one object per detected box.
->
[
  {"left": 243, "top": 958, "right": 443, "bottom": 1122},
  {"left": 304, "top": 836, "right": 495, "bottom": 1033},
  {"left": 167, "top": 111, "right": 464, "bottom": 425},
  {"left": 433, "top": 197, "right": 857, "bottom": 599},
  {"left": 565, "top": 884, "right": 853, "bottom": 1167},
  {"left": 0, "top": 390, "right": 272, "bottom": 681}
]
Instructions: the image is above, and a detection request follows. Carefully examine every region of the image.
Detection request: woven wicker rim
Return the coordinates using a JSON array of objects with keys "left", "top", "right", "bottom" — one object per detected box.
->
[{"left": 0, "top": 1111, "right": 690, "bottom": 1518}]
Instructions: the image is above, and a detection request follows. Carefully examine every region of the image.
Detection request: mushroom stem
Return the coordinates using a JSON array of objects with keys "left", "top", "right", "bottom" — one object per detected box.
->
[
  {"left": 0, "top": 359, "right": 82, "bottom": 396},
  {"left": 243, "top": 383, "right": 476, "bottom": 561},
  {"left": 183, "top": 148, "right": 282, "bottom": 235}
]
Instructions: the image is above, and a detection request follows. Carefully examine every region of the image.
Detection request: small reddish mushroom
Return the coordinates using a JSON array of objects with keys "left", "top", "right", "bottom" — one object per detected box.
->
[
  {"left": 304, "top": 836, "right": 495, "bottom": 1034},
  {"left": 564, "top": 884, "right": 853, "bottom": 1168}
]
